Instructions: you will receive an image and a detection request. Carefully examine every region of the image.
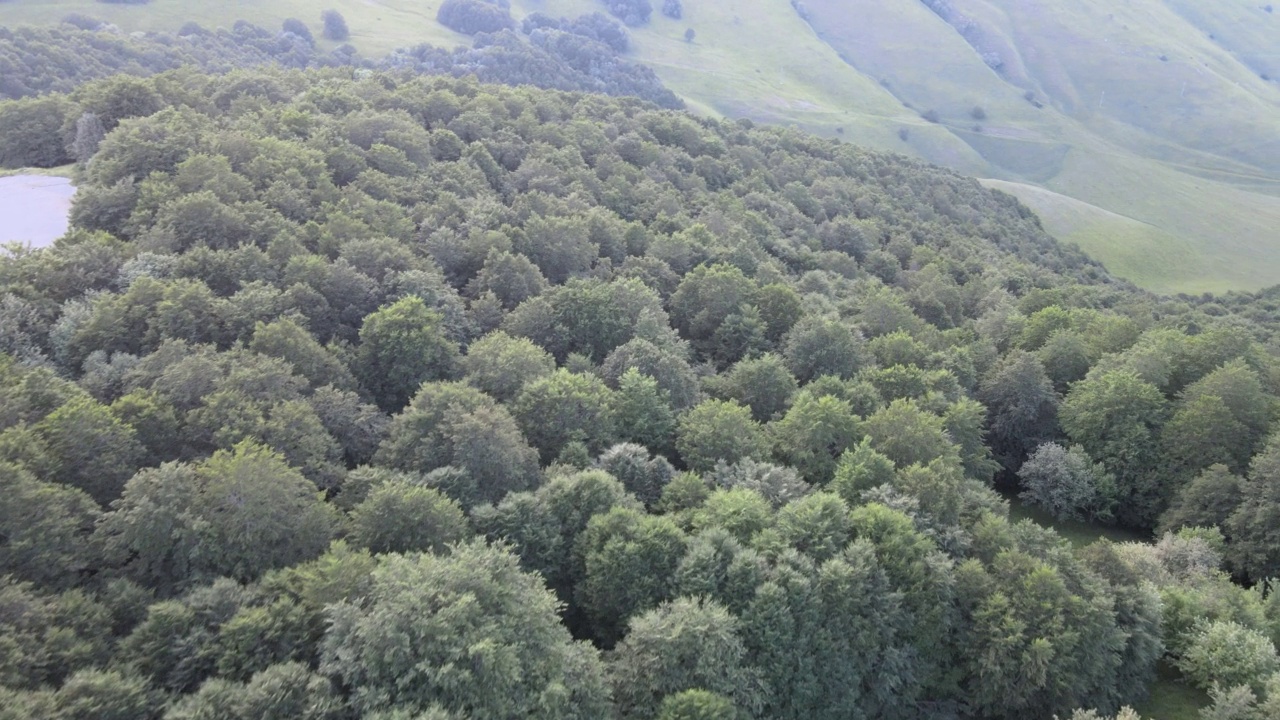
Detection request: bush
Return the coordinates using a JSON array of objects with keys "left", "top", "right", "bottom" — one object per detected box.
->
[
  {"left": 61, "top": 14, "right": 103, "bottom": 31},
  {"left": 605, "top": 0, "right": 654, "bottom": 26},
  {"left": 0, "top": 95, "right": 75, "bottom": 168},
  {"left": 1018, "top": 443, "right": 1116, "bottom": 523},
  {"left": 177, "top": 22, "right": 210, "bottom": 37},
  {"left": 321, "top": 10, "right": 351, "bottom": 41},
  {"left": 281, "top": 18, "right": 315, "bottom": 46},
  {"left": 437, "top": 0, "right": 516, "bottom": 35},
  {"left": 1177, "top": 620, "right": 1280, "bottom": 694}
]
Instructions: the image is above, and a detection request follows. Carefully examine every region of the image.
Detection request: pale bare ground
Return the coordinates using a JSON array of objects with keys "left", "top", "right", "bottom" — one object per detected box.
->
[{"left": 0, "top": 175, "right": 76, "bottom": 249}]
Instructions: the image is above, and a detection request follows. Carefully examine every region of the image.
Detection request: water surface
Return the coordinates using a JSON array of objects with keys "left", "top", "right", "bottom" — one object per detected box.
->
[{"left": 0, "top": 175, "right": 76, "bottom": 249}]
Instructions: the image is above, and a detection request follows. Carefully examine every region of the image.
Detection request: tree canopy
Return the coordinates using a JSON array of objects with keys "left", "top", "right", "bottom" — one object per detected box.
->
[{"left": 0, "top": 61, "right": 1277, "bottom": 720}]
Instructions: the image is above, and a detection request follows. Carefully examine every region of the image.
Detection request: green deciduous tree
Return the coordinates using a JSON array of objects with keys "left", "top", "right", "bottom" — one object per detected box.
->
[
  {"left": 782, "top": 314, "right": 868, "bottom": 383},
  {"left": 1158, "top": 464, "right": 1242, "bottom": 536},
  {"left": 669, "top": 263, "right": 757, "bottom": 358},
  {"left": 657, "top": 690, "right": 739, "bottom": 720},
  {"left": 377, "top": 381, "right": 540, "bottom": 507},
  {"left": 710, "top": 353, "right": 797, "bottom": 422},
  {"left": 0, "top": 95, "right": 74, "bottom": 167},
  {"left": 774, "top": 491, "right": 852, "bottom": 562},
  {"left": 321, "top": 10, "right": 351, "bottom": 41},
  {"left": 739, "top": 542, "right": 918, "bottom": 720},
  {"left": 978, "top": 350, "right": 1059, "bottom": 470},
  {"left": 602, "top": 337, "right": 701, "bottom": 410},
  {"left": 598, "top": 442, "right": 676, "bottom": 508},
  {"left": 321, "top": 540, "right": 612, "bottom": 718},
  {"left": 462, "top": 330, "right": 555, "bottom": 403},
  {"left": 861, "top": 398, "right": 959, "bottom": 469},
  {"left": 1019, "top": 443, "right": 1117, "bottom": 523},
  {"left": 1177, "top": 620, "right": 1279, "bottom": 694},
  {"left": 612, "top": 368, "right": 678, "bottom": 458},
  {"left": 829, "top": 440, "right": 897, "bottom": 504},
  {"left": 576, "top": 506, "right": 687, "bottom": 645},
  {"left": 350, "top": 481, "right": 469, "bottom": 554},
  {"left": 1060, "top": 370, "right": 1167, "bottom": 528},
  {"left": 0, "top": 578, "right": 112, "bottom": 690},
  {"left": 609, "top": 597, "right": 763, "bottom": 719},
  {"left": 97, "top": 443, "right": 339, "bottom": 590},
  {"left": 249, "top": 317, "right": 356, "bottom": 391},
  {"left": 677, "top": 399, "right": 768, "bottom": 473},
  {"left": 768, "top": 391, "right": 860, "bottom": 485},
  {"left": 514, "top": 368, "right": 617, "bottom": 463},
  {"left": 691, "top": 488, "right": 775, "bottom": 544},
  {"left": 167, "top": 661, "right": 343, "bottom": 720},
  {"left": 473, "top": 469, "right": 637, "bottom": 604},
  {"left": 0, "top": 463, "right": 99, "bottom": 589},
  {"left": 957, "top": 521, "right": 1134, "bottom": 719},
  {"left": 357, "top": 297, "right": 460, "bottom": 411},
  {"left": 1171, "top": 360, "right": 1275, "bottom": 476},
  {"left": 48, "top": 668, "right": 160, "bottom": 720},
  {"left": 36, "top": 395, "right": 145, "bottom": 505},
  {"left": 1228, "top": 435, "right": 1280, "bottom": 581}
]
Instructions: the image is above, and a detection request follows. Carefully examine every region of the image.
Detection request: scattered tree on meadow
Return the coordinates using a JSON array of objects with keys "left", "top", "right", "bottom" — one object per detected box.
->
[{"left": 321, "top": 10, "right": 350, "bottom": 41}]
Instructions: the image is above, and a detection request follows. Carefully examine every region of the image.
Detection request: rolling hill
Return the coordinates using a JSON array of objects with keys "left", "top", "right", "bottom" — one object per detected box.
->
[{"left": 1, "top": 0, "right": 1277, "bottom": 293}]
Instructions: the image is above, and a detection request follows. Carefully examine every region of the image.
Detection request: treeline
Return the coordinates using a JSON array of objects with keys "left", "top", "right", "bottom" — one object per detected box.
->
[
  {"left": 0, "top": 14, "right": 680, "bottom": 115},
  {"left": 0, "top": 21, "right": 348, "bottom": 101},
  {"left": 397, "top": 7, "right": 680, "bottom": 110},
  {"left": 1, "top": 69, "right": 1280, "bottom": 719}
]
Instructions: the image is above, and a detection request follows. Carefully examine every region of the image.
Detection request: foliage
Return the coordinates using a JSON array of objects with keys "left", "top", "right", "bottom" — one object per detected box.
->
[
  {"left": 321, "top": 10, "right": 350, "bottom": 42},
  {"left": 1177, "top": 620, "right": 1280, "bottom": 694},
  {"left": 1019, "top": 443, "right": 1117, "bottom": 523},
  {"left": 357, "top": 296, "right": 460, "bottom": 411},
  {"left": 0, "top": 66, "right": 1278, "bottom": 720},
  {"left": 1061, "top": 370, "right": 1168, "bottom": 527},
  {"left": 321, "top": 540, "right": 612, "bottom": 718},
  {"left": 677, "top": 399, "right": 769, "bottom": 473},
  {"left": 97, "top": 443, "right": 339, "bottom": 590},
  {"left": 437, "top": 0, "right": 516, "bottom": 36},
  {"left": 349, "top": 480, "right": 470, "bottom": 554},
  {"left": 609, "top": 597, "right": 763, "bottom": 719}
]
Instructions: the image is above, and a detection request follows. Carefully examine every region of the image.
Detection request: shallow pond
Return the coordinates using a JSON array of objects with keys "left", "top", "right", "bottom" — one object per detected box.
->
[{"left": 0, "top": 175, "right": 76, "bottom": 248}]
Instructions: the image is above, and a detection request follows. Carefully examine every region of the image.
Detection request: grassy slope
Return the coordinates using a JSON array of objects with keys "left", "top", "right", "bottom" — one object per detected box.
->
[
  {"left": 793, "top": 0, "right": 1280, "bottom": 294},
  {"left": 1, "top": 0, "right": 1277, "bottom": 294},
  {"left": 530, "top": 0, "right": 996, "bottom": 175},
  {"left": 981, "top": 179, "right": 1205, "bottom": 294}
]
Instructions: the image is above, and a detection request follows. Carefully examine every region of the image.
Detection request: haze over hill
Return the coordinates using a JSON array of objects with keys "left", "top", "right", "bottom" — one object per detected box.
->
[{"left": 6, "top": 0, "right": 1274, "bottom": 293}]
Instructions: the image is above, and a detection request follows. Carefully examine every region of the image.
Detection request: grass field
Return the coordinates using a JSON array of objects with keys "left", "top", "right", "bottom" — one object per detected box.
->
[
  {"left": 0, "top": 164, "right": 75, "bottom": 179},
  {"left": 1005, "top": 494, "right": 1150, "bottom": 548},
  {"left": 1, "top": 0, "right": 1278, "bottom": 295},
  {"left": 1136, "top": 662, "right": 1210, "bottom": 720}
]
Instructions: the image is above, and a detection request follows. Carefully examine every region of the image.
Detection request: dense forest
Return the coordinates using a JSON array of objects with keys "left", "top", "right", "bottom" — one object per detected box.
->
[
  {"left": 2, "top": 26, "right": 1280, "bottom": 720},
  {"left": 0, "top": 14, "right": 678, "bottom": 109}
]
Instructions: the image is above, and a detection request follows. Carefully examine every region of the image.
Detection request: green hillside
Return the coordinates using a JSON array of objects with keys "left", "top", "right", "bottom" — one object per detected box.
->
[
  {"left": 1, "top": 0, "right": 1277, "bottom": 293},
  {"left": 11, "top": 64, "right": 1280, "bottom": 719}
]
